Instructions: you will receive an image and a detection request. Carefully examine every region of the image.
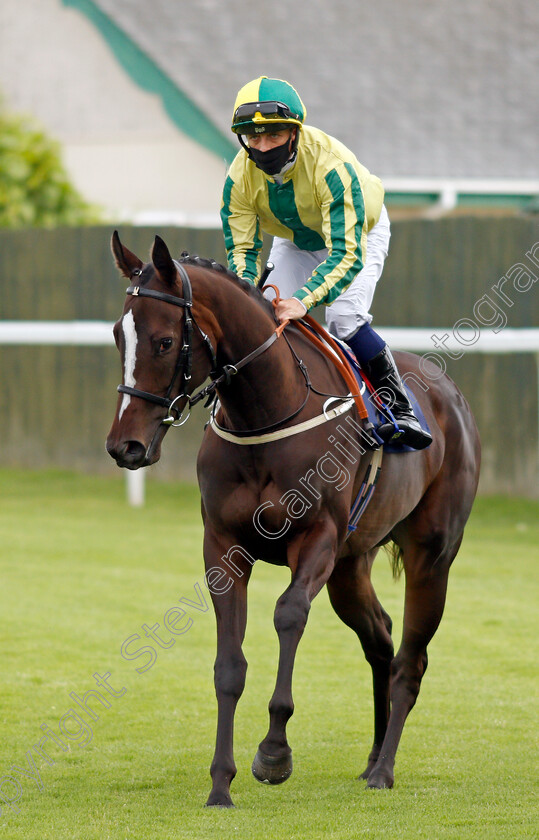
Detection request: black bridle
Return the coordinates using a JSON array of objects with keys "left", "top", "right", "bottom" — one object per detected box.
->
[
  {"left": 118, "top": 262, "right": 198, "bottom": 426},
  {"left": 117, "top": 261, "right": 284, "bottom": 427}
]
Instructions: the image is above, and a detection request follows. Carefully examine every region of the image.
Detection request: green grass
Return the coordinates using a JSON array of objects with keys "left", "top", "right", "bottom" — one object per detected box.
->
[{"left": 0, "top": 468, "right": 537, "bottom": 839}]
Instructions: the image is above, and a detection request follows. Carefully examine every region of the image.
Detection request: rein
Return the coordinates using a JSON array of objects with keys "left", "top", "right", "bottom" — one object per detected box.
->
[
  {"left": 117, "top": 266, "right": 369, "bottom": 438},
  {"left": 293, "top": 316, "right": 368, "bottom": 419}
]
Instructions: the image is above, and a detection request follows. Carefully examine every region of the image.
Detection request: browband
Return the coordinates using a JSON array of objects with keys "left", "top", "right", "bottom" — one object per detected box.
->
[{"left": 125, "top": 285, "right": 191, "bottom": 308}]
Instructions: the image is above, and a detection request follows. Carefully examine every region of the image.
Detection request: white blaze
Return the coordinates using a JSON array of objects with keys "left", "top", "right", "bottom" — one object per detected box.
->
[{"left": 119, "top": 310, "right": 138, "bottom": 420}]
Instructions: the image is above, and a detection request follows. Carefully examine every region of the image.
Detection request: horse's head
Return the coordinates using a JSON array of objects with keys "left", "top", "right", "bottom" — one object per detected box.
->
[{"left": 106, "top": 232, "right": 216, "bottom": 469}]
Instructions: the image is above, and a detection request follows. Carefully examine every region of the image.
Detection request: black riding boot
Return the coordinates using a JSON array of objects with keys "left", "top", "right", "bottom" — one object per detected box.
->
[{"left": 363, "top": 347, "right": 432, "bottom": 449}]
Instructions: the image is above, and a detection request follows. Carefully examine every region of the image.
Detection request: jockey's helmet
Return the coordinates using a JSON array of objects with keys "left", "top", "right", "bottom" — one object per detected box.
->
[{"left": 231, "top": 77, "right": 306, "bottom": 135}]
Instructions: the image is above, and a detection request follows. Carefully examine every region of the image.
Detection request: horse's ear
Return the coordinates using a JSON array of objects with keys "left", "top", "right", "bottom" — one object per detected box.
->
[
  {"left": 152, "top": 235, "right": 177, "bottom": 287},
  {"left": 111, "top": 230, "right": 143, "bottom": 278}
]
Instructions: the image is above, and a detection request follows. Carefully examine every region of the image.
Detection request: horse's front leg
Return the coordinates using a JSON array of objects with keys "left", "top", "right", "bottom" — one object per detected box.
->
[
  {"left": 204, "top": 528, "right": 253, "bottom": 808},
  {"left": 252, "top": 519, "right": 338, "bottom": 785}
]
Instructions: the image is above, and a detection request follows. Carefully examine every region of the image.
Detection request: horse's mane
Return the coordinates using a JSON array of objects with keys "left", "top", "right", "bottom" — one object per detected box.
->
[{"left": 177, "top": 252, "right": 273, "bottom": 314}]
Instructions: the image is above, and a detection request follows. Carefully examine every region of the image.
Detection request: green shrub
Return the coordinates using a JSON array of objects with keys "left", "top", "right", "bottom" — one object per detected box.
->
[{"left": 0, "top": 101, "right": 101, "bottom": 227}]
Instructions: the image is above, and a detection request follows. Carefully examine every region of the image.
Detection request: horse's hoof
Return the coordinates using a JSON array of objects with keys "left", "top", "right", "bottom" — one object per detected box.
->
[
  {"left": 205, "top": 791, "right": 235, "bottom": 808},
  {"left": 251, "top": 749, "right": 293, "bottom": 785},
  {"left": 366, "top": 770, "right": 394, "bottom": 790}
]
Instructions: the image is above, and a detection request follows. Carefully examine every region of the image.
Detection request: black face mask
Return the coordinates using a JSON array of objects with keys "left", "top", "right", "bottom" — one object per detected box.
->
[{"left": 249, "top": 139, "right": 293, "bottom": 176}]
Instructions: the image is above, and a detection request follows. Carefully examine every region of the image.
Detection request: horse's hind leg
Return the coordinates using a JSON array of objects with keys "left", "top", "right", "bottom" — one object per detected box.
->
[
  {"left": 327, "top": 550, "right": 394, "bottom": 780},
  {"left": 366, "top": 533, "right": 461, "bottom": 790}
]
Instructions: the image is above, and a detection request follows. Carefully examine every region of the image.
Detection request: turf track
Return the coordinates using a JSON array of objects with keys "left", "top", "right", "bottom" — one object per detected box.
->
[{"left": 0, "top": 469, "right": 537, "bottom": 839}]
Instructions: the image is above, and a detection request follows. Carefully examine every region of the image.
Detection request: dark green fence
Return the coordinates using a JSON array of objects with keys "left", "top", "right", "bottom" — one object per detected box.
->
[{"left": 1, "top": 217, "right": 538, "bottom": 495}]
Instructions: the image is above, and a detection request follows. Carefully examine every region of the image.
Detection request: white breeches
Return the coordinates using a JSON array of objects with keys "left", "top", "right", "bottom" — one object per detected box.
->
[{"left": 264, "top": 204, "right": 390, "bottom": 340}]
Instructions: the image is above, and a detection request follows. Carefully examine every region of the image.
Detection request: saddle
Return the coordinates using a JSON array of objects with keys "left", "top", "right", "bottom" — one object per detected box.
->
[
  {"left": 291, "top": 314, "right": 434, "bottom": 535},
  {"left": 294, "top": 314, "right": 431, "bottom": 455}
]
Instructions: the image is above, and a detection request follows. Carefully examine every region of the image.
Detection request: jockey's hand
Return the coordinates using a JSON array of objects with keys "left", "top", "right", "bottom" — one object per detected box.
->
[{"left": 274, "top": 297, "right": 308, "bottom": 323}]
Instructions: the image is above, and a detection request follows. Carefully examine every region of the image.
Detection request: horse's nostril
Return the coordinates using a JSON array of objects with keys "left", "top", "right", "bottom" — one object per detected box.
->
[
  {"left": 125, "top": 440, "right": 146, "bottom": 458},
  {"left": 122, "top": 441, "right": 147, "bottom": 465},
  {"left": 107, "top": 439, "right": 147, "bottom": 467}
]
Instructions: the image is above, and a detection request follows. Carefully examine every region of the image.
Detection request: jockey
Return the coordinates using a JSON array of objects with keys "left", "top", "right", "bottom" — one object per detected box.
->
[{"left": 221, "top": 76, "right": 432, "bottom": 449}]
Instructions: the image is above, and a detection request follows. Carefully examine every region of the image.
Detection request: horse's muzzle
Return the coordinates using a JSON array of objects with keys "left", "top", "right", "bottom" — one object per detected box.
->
[{"left": 106, "top": 438, "right": 150, "bottom": 469}]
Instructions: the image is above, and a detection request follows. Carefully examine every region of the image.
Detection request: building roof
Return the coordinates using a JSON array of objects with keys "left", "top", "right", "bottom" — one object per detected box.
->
[{"left": 86, "top": 0, "right": 538, "bottom": 179}]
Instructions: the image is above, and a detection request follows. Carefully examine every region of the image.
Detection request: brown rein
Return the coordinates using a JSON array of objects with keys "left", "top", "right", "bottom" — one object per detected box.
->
[{"left": 264, "top": 285, "right": 368, "bottom": 420}]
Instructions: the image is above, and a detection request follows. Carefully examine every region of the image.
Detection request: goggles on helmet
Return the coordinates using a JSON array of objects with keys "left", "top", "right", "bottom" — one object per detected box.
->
[{"left": 232, "top": 100, "right": 302, "bottom": 132}]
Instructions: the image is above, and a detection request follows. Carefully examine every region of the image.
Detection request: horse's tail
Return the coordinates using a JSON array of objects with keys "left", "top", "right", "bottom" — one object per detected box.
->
[{"left": 386, "top": 542, "right": 404, "bottom": 580}]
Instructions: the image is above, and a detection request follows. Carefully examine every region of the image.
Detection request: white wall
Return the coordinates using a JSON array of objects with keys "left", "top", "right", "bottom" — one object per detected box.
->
[{"left": 0, "top": 0, "right": 226, "bottom": 223}]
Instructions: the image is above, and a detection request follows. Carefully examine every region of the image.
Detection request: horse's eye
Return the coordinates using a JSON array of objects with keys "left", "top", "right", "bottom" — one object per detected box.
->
[{"left": 159, "top": 338, "right": 173, "bottom": 353}]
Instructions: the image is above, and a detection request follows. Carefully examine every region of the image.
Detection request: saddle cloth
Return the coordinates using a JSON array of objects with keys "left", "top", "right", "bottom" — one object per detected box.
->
[{"left": 338, "top": 343, "right": 431, "bottom": 454}]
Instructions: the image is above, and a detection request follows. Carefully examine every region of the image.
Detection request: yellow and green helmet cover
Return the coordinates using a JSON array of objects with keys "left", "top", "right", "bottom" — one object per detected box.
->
[{"left": 231, "top": 76, "right": 307, "bottom": 134}]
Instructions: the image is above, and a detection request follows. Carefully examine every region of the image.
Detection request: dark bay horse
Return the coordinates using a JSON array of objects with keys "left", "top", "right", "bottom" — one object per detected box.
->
[{"left": 106, "top": 232, "right": 481, "bottom": 808}]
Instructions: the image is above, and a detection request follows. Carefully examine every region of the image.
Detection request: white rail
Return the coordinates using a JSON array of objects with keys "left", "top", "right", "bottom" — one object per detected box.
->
[
  {"left": 0, "top": 321, "right": 115, "bottom": 344},
  {"left": 126, "top": 181, "right": 539, "bottom": 226},
  {"left": 2, "top": 321, "right": 538, "bottom": 505},
  {"left": 1, "top": 321, "right": 538, "bottom": 352},
  {"left": 382, "top": 178, "right": 539, "bottom": 212}
]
